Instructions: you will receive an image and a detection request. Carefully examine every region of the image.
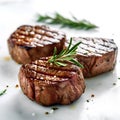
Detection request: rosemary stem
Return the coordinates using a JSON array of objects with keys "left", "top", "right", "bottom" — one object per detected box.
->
[{"left": 37, "top": 13, "right": 98, "bottom": 30}]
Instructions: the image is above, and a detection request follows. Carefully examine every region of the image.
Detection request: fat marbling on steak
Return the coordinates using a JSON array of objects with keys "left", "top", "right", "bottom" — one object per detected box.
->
[
  {"left": 66, "top": 37, "right": 118, "bottom": 78},
  {"left": 8, "top": 25, "right": 66, "bottom": 64},
  {"left": 18, "top": 57, "right": 85, "bottom": 106}
]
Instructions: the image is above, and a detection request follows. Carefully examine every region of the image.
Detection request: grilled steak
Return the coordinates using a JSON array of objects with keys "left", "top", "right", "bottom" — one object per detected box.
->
[
  {"left": 18, "top": 57, "right": 85, "bottom": 106},
  {"left": 8, "top": 25, "right": 66, "bottom": 64},
  {"left": 66, "top": 37, "right": 118, "bottom": 78}
]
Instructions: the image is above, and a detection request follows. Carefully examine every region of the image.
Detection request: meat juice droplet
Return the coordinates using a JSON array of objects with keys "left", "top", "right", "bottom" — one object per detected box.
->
[
  {"left": 91, "top": 94, "right": 95, "bottom": 97},
  {"left": 3, "top": 56, "right": 11, "bottom": 61},
  {"left": 15, "top": 84, "right": 19, "bottom": 88}
]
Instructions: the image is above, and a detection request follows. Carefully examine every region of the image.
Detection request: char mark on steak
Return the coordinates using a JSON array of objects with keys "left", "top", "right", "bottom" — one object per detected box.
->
[
  {"left": 19, "top": 58, "right": 85, "bottom": 106},
  {"left": 66, "top": 37, "right": 118, "bottom": 78},
  {"left": 8, "top": 25, "right": 66, "bottom": 64}
]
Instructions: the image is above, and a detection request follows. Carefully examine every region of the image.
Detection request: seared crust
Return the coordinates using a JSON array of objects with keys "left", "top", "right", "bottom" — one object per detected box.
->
[
  {"left": 66, "top": 37, "right": 118, "bottom": 78},
  {"left": 8, "top": 25, "right": 66, "bottom": 64},
  {"left": 18, "top": 58, "right": 85, "bottom": 106}
]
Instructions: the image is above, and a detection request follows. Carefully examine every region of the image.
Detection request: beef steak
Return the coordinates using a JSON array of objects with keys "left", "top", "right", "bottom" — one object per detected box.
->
[
  {"left": 8, "top": 25, "right": 66, "bottom": 64},
  {"left": 18, "top": 57, "right": 85, "bottom": 106},
  {"left": 66, "top": 37, "right": 118, "bottom": 78}
]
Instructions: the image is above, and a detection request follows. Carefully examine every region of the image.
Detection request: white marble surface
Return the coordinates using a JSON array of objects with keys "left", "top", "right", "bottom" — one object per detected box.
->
[{"left": 0, "top": 0, "right": 120, "bottom": 120}]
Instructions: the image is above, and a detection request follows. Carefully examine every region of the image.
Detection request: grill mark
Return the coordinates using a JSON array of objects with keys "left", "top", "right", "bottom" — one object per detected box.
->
[
  {"left": 80, "top": 37, "right": 114, "bottom": 43},
  {"left": 78, "top": 47, "right": 102, "bottom": 56},
  {"left": 33, "top": 61, "right": 79, "bottom": 72},
  {"left": 34, "top": 31, "right": 64, "bottom": 42},
  {"left": 66, "top": 41, "right": 102, "bottom": 55},
  {"left": 18, "top": 25, "right": 33, "bottom": 31},
  {"left": 79, "top": 39, "right": 115, "bottom": 51},
  {"left": 28, "top": 64, "right": 76, "bottom": 78},
  {"left": 34, "top": 25, "right": 63, "bottom": 35},
  {"left": 24, "top": 60, "right": 79, "bottom": 81},
  {"left": 78, "top": 44, "right": 108, "bottom": 55},
  {"left": 99, "top": 43, "right": 115, "bottom": 49},
  {"left": 35, "top": 26, "right": 64, "bottom": 38},
  {"left": 100, "top": 38, "right": 115, "bottom": 44},
  {"left": 13, "top": 30, "right": 58, "bottom": 44},
  {"left": 82, "top": 37, "right": 115, "bottom": 47},
  {"left": 77, "top": 51, "right": 101, "bottom": 56},
  {"left": 32, "top": 37, "right": 53, "bottom": 46},
  {"left": 11, "top": 25, "right": 65, "bottom": 47},
  {"left": 26, "top": 69, "right": 69, "bottom": 82},
  {"left": 66, "top": 37, "right": 117, "bottom": 56},
  {"left": 81, "top": 41, "right": 115, "bottom": 50},
  {"left": 17, "top": 30, "right": 29, "bottom": 36},
  {"left": 32, "top": 26, "right": 64, "bottom": 40}
]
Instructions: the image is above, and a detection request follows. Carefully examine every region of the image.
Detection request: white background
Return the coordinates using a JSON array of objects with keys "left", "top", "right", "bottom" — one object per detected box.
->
[{"left": 0, "top": 0, "right": 120, "bottom": 120}]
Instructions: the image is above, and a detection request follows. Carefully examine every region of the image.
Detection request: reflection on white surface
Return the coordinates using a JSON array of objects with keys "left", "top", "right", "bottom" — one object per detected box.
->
[
  {"left": 0, "top": 0, "right": 120, "bottom": 120},
  {"left": 0, "top": 59, "right": 120, "bottom": 120},
  {"left": 0, "top": 0, "right": 24, "bottom": 4}
]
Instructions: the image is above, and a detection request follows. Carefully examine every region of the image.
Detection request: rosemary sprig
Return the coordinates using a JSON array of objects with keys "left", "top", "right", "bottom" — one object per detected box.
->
[
  {"left": 48, "top": 38, "right": 84, "bottom": 68},
  {"left": 0, "top": 89, "right": 7, "bottom": 96},
  {"left": 37, "top": 13, "right": 98, "bottom": 30}
]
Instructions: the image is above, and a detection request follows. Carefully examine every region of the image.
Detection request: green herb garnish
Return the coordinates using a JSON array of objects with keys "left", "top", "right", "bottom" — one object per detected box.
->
[
  {"left": 37, "top": 13, "right": 98, "bottom": 30},
  {"left": 48, "top": 38, "right": 84, "bottom": 68},
  {"left": 0, "top": 89, "right": 7, "bottom": 96}
]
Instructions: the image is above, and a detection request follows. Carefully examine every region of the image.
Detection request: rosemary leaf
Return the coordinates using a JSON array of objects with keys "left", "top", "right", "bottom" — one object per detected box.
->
[
  {"left": 68, "top": 41, "right": 81, "bottom": 54},
  {"left": 55, "top": 61, "right": 67, "bottom": 66},
  {"left": 53, "top": 47, "right": 57, "bottom": 56},
  {"left": 0, "top": 89, "right": 7, "bottom": 96},
  {"left": 48, "top": 38, "right": 83, "bottom": 68},
  {"left": 37, "top": 13, "right": 98, "bottom": 30},
  {"left": 67, "top": 37, "right": 73, "bottom": 51},
  {"left": 70, "top": 59, "right": 84, "bottom": 68}
]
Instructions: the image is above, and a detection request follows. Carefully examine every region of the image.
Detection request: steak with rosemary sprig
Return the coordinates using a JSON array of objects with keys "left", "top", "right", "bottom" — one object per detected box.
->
[
  {"left": 18, "top": 57, "right": 85, "bottom": 106},
  {"left": 8, "top": 25, "right": 66, "bottom": 64},
  {"left": 66, "top": 37, "right": 118, "bottom": 78}
]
